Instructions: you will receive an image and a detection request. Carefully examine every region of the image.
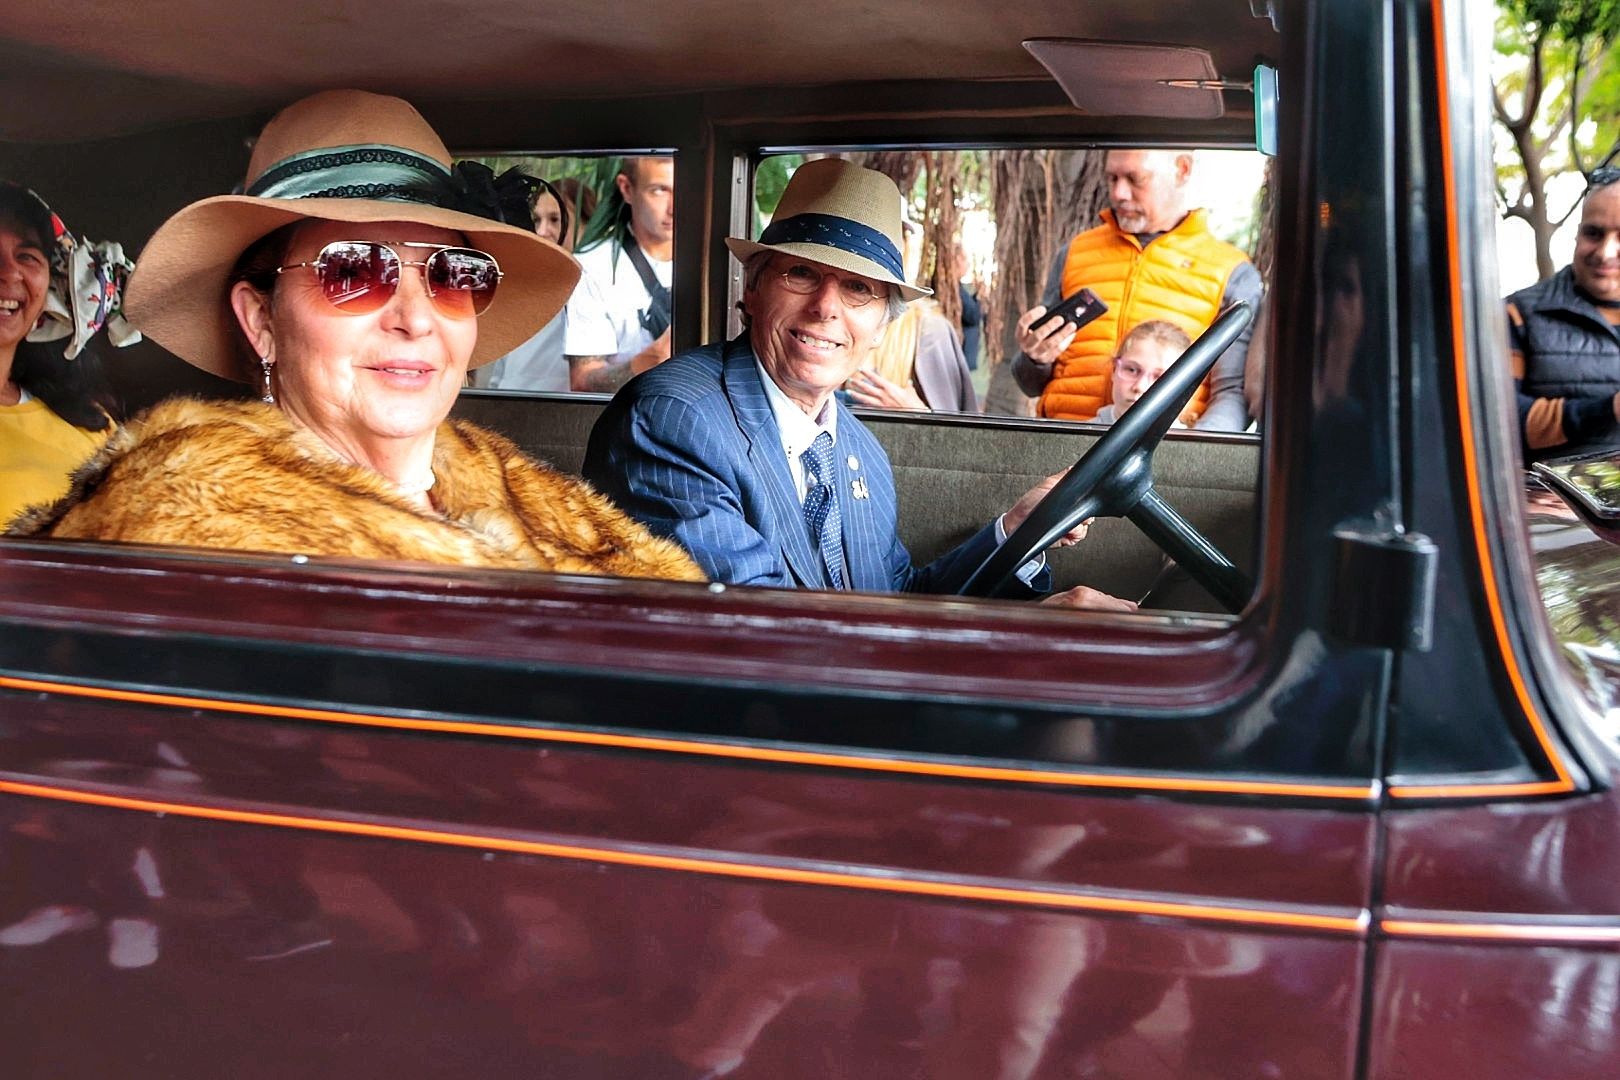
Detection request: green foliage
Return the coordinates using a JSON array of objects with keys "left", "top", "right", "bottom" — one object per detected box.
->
[
  {"left": 1501, "top": 0, "right": 1620, "bottom": 42},
  {"left": 475, "top": 155, "right": 609, "bottom": 190},
  {"left": 753, "top": 154, "right": 802, "bottom": 230},
  {"left": 1218, "top": 187, "right": 1264, "bottom": 256},
  {"left": 464, "top": 153, "right": 626, "bottom": 249},
  {"left": 575, "top": 158, "right": 634, "bottom": 253},
  {"left": 1582, "top": 49, "right": 1620, "bottom": 143},
  {"left": 1495, "top": 0, "right": 1620, "bottom": 250}
]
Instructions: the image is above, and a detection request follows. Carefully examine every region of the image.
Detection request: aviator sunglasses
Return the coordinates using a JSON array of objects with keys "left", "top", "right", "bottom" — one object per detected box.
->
[{"left": 274, "top": 240, "right": 503, "bottom": 317}]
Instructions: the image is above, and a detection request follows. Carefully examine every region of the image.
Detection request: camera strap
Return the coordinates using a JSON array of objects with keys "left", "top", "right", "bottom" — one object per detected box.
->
[{"left": 623, "top": 236, "right": 672, "bottom": 337}]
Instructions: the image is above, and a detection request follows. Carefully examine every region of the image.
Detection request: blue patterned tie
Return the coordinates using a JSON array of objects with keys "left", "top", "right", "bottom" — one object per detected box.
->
[{"left": 800, "top": 431, "right": 846, "bottom": 589}]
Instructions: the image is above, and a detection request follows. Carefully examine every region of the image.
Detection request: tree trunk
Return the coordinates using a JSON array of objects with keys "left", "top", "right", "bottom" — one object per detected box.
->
[
  {"left": 847, "top": 151, "right": 923, "bottom": 197},
  {"left": 1518, "top": 123, "right": 1560, "bottom": 280},
  {"left": 982, "top": 150, "right": 1108, "bottom": 416},
  {"left": 921, "top": 152, "right": 963, "bottom": 332}
]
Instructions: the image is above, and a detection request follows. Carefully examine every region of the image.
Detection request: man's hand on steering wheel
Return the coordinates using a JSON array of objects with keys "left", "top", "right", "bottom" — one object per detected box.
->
[
  {"left": 960, "top": 302, "right": 1256, "bottom": 612},
  {"left": 1040, "top": 585, "right": 1138, "bottom": 611},
  {"left": 1003, "top": 471, "right": 1091, "bottom": 548}
]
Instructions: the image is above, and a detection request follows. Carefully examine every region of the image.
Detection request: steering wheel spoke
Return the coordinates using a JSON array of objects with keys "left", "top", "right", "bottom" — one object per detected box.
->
[
  {"left": 958, "top": 301, "right": 1255, "bottom": 613},
  {"left": 1126, "top": 489, "right": 1252, "bottom": 613}
]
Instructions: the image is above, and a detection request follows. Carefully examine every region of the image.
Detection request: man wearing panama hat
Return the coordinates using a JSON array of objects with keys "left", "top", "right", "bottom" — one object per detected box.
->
[{"left": 585, "top": 158, "right": 1116, "bottom": 601}]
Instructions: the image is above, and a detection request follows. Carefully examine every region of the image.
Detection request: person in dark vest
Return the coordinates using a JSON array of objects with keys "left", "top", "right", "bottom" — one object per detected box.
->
[
  {"left": 1010, "top": 149, "right": 1261, "bottom": 430},
  {"left": 955, "top": 246, "right": 983, "bottom": 370},
  {"left": 1507, "top": 168, "right": 1620, "bottom": 460}
]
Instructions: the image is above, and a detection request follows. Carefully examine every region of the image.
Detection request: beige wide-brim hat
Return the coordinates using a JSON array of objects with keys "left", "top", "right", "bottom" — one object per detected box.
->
[
  {"left": 725, "top": 158, "right": 931, "bottom": 302},
  {"left": 124, "top": 89, "right": 579, "bottom": 377}
]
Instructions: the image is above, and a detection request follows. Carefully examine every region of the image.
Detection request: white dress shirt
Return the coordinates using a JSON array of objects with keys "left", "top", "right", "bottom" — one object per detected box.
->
[{"left": 755, "top": 359, "right": 837, "bottom": 501}]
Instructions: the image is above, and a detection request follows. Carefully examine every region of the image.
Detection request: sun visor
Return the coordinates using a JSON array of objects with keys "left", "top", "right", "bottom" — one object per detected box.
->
[{"left": 1022, "top": 39, "right": 1225, "bottom": 119}]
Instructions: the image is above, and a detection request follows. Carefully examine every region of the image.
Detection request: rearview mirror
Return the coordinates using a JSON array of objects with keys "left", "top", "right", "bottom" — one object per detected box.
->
[{"left": 1254, "top": 63, "right": 1279, "bottom": 156}]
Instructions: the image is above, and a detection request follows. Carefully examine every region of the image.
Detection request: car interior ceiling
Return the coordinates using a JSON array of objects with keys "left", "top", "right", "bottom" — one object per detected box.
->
[{"left": 0, "top": 1, "right": 1279, "bottom": 141}]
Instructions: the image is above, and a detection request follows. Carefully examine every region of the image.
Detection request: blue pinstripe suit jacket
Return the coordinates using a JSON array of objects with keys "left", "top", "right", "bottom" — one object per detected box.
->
[{"left": 583, "top": 336, "right": 1048, "bottom": 596}]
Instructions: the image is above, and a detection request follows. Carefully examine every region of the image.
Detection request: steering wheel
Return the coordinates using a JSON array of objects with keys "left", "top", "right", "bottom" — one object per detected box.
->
[{"left": 958, "top": 301, "right": 1255, "bottom": 612}]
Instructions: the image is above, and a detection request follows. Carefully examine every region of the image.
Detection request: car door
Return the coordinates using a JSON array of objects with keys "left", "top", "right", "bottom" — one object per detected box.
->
[
  {"left": 0, "top": 1, "right": 1406, "bottom": 1077},
  {"left": 0, "top": 540, "right": 1383, "bottom": 1079}
]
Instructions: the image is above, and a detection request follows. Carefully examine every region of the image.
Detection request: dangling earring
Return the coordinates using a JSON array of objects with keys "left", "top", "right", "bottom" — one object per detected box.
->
[{"left": 260, "top": 355, "right": 275, "bottom": 404}]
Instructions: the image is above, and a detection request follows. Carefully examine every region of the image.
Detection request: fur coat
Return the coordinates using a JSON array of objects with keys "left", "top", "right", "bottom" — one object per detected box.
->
[{"left": 9, "top": 397, "right": 704, "bottom": 582}]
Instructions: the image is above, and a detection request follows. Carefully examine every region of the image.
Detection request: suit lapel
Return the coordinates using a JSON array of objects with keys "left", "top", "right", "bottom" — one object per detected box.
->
[
  {"left": 722, "top": 338, "right": 828, "bottom": 589},
  {"left": 832, "top": 402, "right": 889, "bottom": 592}
]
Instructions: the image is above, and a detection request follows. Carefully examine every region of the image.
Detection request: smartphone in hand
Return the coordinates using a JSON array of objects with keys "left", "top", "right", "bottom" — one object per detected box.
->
[{"left": 1029, "top": 287, "right": 1107, "bottom": 336}]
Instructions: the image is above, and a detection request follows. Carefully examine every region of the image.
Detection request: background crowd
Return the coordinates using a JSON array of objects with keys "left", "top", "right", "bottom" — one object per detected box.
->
[{"left": 463, "top": 146, "right": 1265, "bottom": 436}]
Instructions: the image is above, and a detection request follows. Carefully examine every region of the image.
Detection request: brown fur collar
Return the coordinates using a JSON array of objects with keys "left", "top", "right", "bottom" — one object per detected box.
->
[{"left": 10, "top": 397, "right": 703, "bottom": 582}]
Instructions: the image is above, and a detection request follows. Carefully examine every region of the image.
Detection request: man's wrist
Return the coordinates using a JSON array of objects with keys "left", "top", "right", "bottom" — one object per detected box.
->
[{"left": 993, "top": 514, "right": 1047, "bottom": 585}]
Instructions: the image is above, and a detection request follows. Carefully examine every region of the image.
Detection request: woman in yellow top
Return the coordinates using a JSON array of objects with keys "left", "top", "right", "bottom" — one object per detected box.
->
[{"left": 1, "top": 183, "right": 129, "bottom": 525}]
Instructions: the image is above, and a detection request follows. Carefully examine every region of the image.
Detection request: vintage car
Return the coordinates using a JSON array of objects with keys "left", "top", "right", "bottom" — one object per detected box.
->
[{"left": 2, "top": 0, "right": 1618, "bottom": 1077}]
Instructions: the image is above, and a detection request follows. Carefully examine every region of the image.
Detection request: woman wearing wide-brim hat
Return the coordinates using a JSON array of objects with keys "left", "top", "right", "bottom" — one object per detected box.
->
[{"left": 9, "top": 88, "right": 702, "bottom": 582}]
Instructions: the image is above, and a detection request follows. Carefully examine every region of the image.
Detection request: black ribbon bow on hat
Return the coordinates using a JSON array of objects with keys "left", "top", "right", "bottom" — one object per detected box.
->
[{"left": 445, "top": 162, "right": 543, "bottom": 229}]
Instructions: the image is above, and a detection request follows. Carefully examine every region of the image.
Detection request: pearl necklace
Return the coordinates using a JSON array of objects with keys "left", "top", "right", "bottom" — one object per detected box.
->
[{"left": 392, "top": 471, "right": 436, "bottom": 497}]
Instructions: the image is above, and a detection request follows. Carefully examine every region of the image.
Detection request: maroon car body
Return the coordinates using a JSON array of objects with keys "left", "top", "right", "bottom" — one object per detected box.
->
[{"left": 1, "top": 0, "right": 1618, "bottom": 1077}]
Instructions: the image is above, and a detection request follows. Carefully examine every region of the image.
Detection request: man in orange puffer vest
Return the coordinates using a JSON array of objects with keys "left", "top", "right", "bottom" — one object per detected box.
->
[{"left": 1011, "top": 149, "right": 1262, "bottom": 429}]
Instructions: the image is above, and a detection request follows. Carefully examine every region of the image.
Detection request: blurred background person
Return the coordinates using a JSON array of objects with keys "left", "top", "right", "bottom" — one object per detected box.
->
[
  {"left": 572, "top": 156, "right": 675, "bottom": 390},
  {"left": 957, "top": 244, "right": 983, "bottom": 372},
  {"left": 531, "top": 182, "right": 568, "bottom": 247},
  {"left": 476, "top": 177, "right": 617, "bottom": 392},
  {"left": 845, "top": 218, "right": 977, "bottom": 412},
  {"left": 1507, "top": 167, "right": 1620, "bottom": 460},
  {"left": 1, "top": 182, "right": 134, "bottom": 526}
]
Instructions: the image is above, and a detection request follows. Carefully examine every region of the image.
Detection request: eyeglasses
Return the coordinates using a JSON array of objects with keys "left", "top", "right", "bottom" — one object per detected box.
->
[
  {"left": 1114, "top": 359, "right": 1164, "bottom": 382},
  {"left": 775, "top": 260, "right": 891, "bottom": 308},
  {"left": 1590, "top": 166, "right": 1620, "bottom": 190},
  {"left": 274, "top": 241, "right": 503, "bottom": 318}
]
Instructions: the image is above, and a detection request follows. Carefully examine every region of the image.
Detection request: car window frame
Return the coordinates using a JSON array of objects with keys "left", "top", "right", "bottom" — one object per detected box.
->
[
  {"left": 0, "top": 95, "right": 1350, "bottom": 794},
  {"left": 0, "top": 26, "right": 1570, "bottom": 797}
]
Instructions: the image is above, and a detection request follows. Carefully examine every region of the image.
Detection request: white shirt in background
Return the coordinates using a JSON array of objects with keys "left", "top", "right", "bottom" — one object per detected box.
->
[
  {"left": 574, "top": 241, "right": 672, "bottom": 366},
  {"left": 481, "top": 273, "right": 617, "bottom": 392}
]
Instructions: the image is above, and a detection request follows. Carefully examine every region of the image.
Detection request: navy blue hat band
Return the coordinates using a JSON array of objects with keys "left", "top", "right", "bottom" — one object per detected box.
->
[{"left": 758, "top": 212, "right": 903, "bottom": 281}]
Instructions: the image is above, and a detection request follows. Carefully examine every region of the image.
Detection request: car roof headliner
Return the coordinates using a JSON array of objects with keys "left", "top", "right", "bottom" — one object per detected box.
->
[{"left": 0, "top": 0, "right": 1280, "bottom": 142}]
